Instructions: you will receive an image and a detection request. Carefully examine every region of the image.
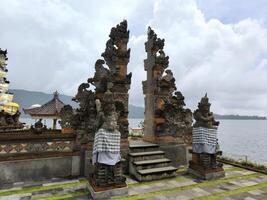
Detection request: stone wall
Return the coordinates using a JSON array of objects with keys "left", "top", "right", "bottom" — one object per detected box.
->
[
  {"left": 0, "top": 129, "right": 81, "bottom": 184},
  {"left": 159, "top": 144, "right": 191, "bottom": 167},
  {"left": 0, "top": 155, "right": 80, "bottom": 184}
]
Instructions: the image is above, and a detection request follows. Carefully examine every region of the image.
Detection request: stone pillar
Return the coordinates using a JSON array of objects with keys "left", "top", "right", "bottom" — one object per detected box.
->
[
  {"left": 53, "top": 119, "right": 57, "bottom": 130},
  {"left": 142, "top": 27, "right": 192, "bottom": 166},
  {"left": 71, "top": 21, "right": 132, "bottom": 178},
  {"left": 99, "top": 20, "right": 132, "bottom": 168}
]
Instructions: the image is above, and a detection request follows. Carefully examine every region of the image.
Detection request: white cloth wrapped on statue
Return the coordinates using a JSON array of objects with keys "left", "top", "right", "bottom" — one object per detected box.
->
[
  {"left": 92, "top": 128, "right": 121, "bottom": 165},
  {"left": 192, "top": 127, "right": 218, "bottom": 154}
]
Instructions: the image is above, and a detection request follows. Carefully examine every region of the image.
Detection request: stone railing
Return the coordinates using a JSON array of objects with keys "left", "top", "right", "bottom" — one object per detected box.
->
[{"left": 0, "top": 129, "right": 77, "bottom": 160}]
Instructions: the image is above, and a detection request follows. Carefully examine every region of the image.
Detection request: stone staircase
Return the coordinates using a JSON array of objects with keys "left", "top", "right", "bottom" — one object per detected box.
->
[{"left": 129, "top": 141, "right": 177, "bottom": 181}]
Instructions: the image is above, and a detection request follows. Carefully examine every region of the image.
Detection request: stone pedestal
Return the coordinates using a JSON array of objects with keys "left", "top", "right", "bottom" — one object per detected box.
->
[
  {"left": 187, "top": 167, "right": 225, "bottom": 180},
  {"left": 87, "top": 182, "right": 128, "bottom": 200},
  {"left": 188, "top": 151, "right": 225, "bottom": 180}
]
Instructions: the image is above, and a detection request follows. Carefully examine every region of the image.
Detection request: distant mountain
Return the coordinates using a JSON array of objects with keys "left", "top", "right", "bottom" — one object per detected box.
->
[
  {"left": 214, "top": 114, "right": 266, "bottom": 120},
  {"left": 9, "top": 89, "right": 265, "bottom": 120},
  {"left": 10, "top": 89, "right": 144, "bottom": 118},
  {"left": 129, "top": 104, "right": 144, "bottom": 118}
]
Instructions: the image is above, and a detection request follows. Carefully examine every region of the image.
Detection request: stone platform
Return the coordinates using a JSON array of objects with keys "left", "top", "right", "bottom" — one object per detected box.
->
[
  {"left": 0, "top": 164, "right": 266, "bottom": 199},
  {"left": 87, "top": 183, "right": 128, "bottom": 200},
  {"left": 187, "top": 167, "right": 225, "bottom": 180}
]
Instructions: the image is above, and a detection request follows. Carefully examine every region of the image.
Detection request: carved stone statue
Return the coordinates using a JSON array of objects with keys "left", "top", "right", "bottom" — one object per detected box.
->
[
  {"left": 0, "top": 49, "right": 8, "bottom": 71},
  {"left": 188, "top": 94, "right": 224, "bottom": 180},
  {"left": 72, "top": 82, "right": 97, "bottom": 143},
  {"left": 13, "top": 111, "right": 22, "bottom": 126},
  {"left": 59, "top": 105, "right": 74, "bottom": 129},
  {"left": 0, "top": 49, "right": 23, "bottom": 130},
  {"left": 0, "top": 110, "right": 7, "bottom": 127},
  {"left": 31, "top": 119, "right": 47, "bottom": 134},
  {"left": 88, "top": 59, "right": 110, "bottom": 94},
  {"left": 193, "top": 93, "right": 219, "bottom": 129},
  {"left": 91, "top": 88, "right": 126, "bottom": 188}
]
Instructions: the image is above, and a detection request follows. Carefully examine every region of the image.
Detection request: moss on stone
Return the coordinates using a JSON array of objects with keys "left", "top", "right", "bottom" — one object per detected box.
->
[
  {"left": 128, "top": 175, "right": 187, "bottom": 188},
  {"left": 38, "top": 191, "right": 89, "bottom": 200},
  {"left": 192, "top": 181, "right": 267, "bottom": 200},
  {"left": 0, "top": 179, "right": 88, "bottom": 197},
  {"left": 128, "top": 166, "right": 243, "bottom": 189},
  {"left": 116, "top": 173, "right": 262, "bottom": 200}
]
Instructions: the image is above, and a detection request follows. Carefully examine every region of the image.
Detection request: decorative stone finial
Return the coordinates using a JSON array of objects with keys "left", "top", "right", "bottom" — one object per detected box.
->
[{"left": 53, "top": 91, "right": 59, "bottom": 99}]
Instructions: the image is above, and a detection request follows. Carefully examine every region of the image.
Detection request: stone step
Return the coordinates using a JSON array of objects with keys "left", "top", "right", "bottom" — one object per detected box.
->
[
  {"left": 129, "top": 151, "right": 165, "bottom": 161},
  {"left": 134, "top": 158, "right": 171, "bottom": 170},
  {"left": 138, "top": 166, "right": 177, "bottom": 175},
  {"left": 136, "top": 166, "right": 177, "bottom": 181},
  {"left": 129, "top": 143, "right": 159, "bottom": 153},
  {"left": 134, "top": 158, "right": 171, "bottom": 165},
  {"left": 130, "top": 143, "right": 159, "bottom": 148},
  {"left": 129, "top": 150, "right": 165, "bottom": 157}
]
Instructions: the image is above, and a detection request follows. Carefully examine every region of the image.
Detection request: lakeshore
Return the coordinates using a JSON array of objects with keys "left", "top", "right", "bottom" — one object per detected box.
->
[{"left": 129, "top": 118, "right": 267, "bottom": 165}]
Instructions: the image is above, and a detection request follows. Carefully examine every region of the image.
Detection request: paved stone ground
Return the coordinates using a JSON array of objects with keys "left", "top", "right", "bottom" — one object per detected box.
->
[
  {"left": 122, "top": 164, "right": 267, "bottom": 200},
  {"left": 0, "top": 164, "right": 266, "bottom": 200}
]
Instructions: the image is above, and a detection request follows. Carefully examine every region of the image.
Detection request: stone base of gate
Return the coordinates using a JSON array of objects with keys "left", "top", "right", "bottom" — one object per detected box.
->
[{"left": 87, "top": 182, "right": 128, "bottom": 200}]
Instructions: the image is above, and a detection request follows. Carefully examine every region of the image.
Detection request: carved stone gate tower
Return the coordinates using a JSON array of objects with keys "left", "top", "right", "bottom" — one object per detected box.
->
[
  {"left": 70, "top": 20, "right": 132, "bottom": 176},
  {"left": 142, "top": 27, "right": 192, "bottom": 166}
]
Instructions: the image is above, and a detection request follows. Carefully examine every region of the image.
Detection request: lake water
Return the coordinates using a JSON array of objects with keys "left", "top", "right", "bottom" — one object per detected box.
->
[
  {"left": 20, "top": 118, "right": 267, "bottom": 164},
  {"left": 129, "top": 118, "right": 267, "bottom": 165}
]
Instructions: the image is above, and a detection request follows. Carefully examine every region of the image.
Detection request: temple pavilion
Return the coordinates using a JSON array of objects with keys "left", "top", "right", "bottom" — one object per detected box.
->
[{"left": 23, "top": 91, "right": 65, "bottom": 129}]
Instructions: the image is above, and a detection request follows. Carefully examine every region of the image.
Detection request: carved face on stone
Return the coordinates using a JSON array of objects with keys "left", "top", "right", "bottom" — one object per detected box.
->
[
  {"left": 0, "top": 54, "right": 7, "bottom": 68},
  {"left": 200, "top": 104, "right": 210, "bottom": 115},
  {"left": 103, "top": 111, "right": 118, "bottom": 131}
]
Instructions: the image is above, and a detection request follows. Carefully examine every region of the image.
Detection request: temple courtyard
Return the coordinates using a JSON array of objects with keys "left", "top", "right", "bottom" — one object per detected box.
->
[{"left": 0, "top": 164, "right": 266, "bottom": 200}]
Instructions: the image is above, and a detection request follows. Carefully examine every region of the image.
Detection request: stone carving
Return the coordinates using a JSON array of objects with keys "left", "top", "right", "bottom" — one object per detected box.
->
[
  {"left": 88, "top": 59, "right": 109, "bottom": 94},
  {"left": 59, "top": 105, "right": 74, "bottom": 129},
  {"left": 98, "top": 20, "right": 131, "bottom": 139},
  {"left": 91, "top": 88, "right": 126, "bottom": 188},
  {"left": 71, "top": 82, "right": 97, "bottom": 143},
  {"left": 143, "top": 27, "right": 192, "bottom": 143},
  {"left": 0, "top": 49, "right": 23, "bottom": 130},
  {"left": 0, "top": 110, "right": 23, "bottom": 128},
  {"left": 188, "top": 94, "right": 224, "bottom": 179},
  {"left": 0, "top": 141, "right": 73, "bottom": 154},
  {"left": 193, "top": 94, "right": 219, "bottom": 129},
  {"left": 0, "top": 49, "right": 8, "bottom": 71},
  {"left": 30, "top": 119, "right": 47, "bottom": 134},
  {"left": 71, "top": 20, "right": 131, "bottom": 146}
]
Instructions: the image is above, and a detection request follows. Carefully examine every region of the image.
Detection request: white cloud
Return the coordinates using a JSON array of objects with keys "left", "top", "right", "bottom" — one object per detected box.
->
[{"left": 1, "top": 0, "right": 267, "bottom": 116}]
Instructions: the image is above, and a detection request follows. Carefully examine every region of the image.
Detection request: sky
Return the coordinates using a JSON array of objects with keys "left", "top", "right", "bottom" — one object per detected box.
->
[{"left": 1, "top": 0, "right": 267, "bottom": 116}]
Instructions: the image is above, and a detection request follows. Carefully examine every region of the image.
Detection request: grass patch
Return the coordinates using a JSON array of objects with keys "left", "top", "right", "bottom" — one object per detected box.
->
[
  {"left": 224, "top": 167, "right": 244, "bottom": 172},
  {"left": 219, "top": 156, "right": 267, "bottom": 173},
  {"left": 0, "top": 179, "right": 88, "bottom": 197},
  {"left": 39, "top": 191, "right": 89, "bottom": 200},
  {"left": 116, "top": 173, "right": 263, "bottom": 200},
  {"left": 177, "top": 166, "right": 187, "bottom": 172},
  {"left": 192, "top": 181, "right": 267, "bottom": 200}
]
